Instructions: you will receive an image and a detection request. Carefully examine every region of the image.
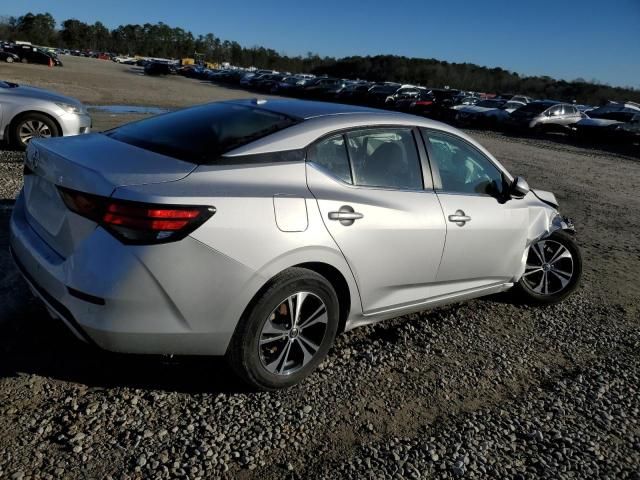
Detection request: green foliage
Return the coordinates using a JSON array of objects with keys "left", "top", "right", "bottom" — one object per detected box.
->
[{"left": 1, "top": 13, "right": 637, "bottom": 105}]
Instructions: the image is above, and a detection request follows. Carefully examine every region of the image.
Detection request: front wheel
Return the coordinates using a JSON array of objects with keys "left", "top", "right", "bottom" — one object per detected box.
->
[
  {"left": 12, "top": 113, "right": 61, "bottom": 149},
  {"left": 516, "top": 230, "right": 582, "bottom": 304},
  {"left": 227, "top": 268, "right": 340, "bottom": 390},
  {"left": 6, "top": 56, "right": 14, "bottom": 63}
]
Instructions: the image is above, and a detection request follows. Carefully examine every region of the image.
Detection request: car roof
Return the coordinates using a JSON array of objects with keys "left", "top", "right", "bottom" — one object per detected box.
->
[{"left": 222, "top": 99, "right": 504, "bottom": 168}]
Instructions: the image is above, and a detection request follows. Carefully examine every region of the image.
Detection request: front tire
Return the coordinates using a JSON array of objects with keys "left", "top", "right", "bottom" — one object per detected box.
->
[
  {"left": 12, "top": 113, "right": 61, "bottom": 149},
  {"left": 227, "top": 268, "right": 340, "bottom": 390},
  {"left": 6, "top": 56, "right": 14, "bottom": 63},
  {"left": 516, "top": 230, "right": 582, "bottom": 304}
]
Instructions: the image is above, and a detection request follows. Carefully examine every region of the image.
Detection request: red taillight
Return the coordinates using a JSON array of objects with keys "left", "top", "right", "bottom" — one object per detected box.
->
[{"left": 58, "top": 187, "right": 215, "bottom": 244}]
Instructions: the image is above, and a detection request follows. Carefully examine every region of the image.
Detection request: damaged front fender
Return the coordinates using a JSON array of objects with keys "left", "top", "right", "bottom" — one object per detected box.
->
[{"left": 514, "top": 209, "right": 575, "bottom": 282}]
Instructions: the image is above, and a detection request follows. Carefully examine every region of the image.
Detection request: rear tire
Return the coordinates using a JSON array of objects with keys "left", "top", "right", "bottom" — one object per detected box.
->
[
  {"left": 516, "top": 230, "right": 582, "bottom": 305},
  {"left": 227, "top": 267, "right": 339, "bottom": 390},
  {"left": 20, "top": 58, "right": 28, "bottom": 64},
  {"left": 11, "top": 113, "right": 61, "bottom": 149}
]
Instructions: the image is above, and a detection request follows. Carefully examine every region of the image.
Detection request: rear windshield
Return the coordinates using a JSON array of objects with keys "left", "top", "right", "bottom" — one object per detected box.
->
[{"left": 105, "top": 103, "right": 299, "bottom": 163}]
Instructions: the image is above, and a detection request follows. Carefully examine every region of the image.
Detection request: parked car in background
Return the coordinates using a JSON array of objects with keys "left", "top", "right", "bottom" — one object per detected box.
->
[
  {"left": 253, "top": 74, "right": 285, "bottom": 92},
  {"left": 271, "top": 76, "right": 302, "bottom": 94},
  {"left": 5, "top": 44, "right": 63, "bottom": 66},
  {"left": 454, "top": 96, "right": 482, "bottom": 106},
  {"left": 510, "top": 95, "right": 533, "bottom": 104},
  {"left": 10, "top": 98, "right": 581, "bottom": 390},
  {"left": 301, "top": 78, "right": 345, "bottom": 99},
  {"left": 0, "top": 50, "right": 20, "bottom": 63},
  {"left": 613, "top": 113, "right": 640, "bottom": 144},
  {"left": 144, "top": 61, "right": 176, "bottom": 76},
  {"left": 481, "top": 100, "right": 527, "bottom": 127},
  {"left": 0, "top": 80, "right": 91, "bottom": 149},
  {"left": 423, "top": 88, "right": 460, "bottom": 120},
  {"left": 384, "top": 86, "right": 426, "bottom": 108},
  {"left": 114, "top": 56, "right": 136, "bottom": 64},
  {"left": 452, "top": 99, "right": 508, "bottom": 127},
  {"left": 572, "top": 103, "right": 640, "bottom": 141},
  {"left": 507, "top": 101, "right": 582, "bottom": 134},
  {"left": 394, "top": 90, "right": 435, "bottom": 115},
  {"left": 364, "top": 83, "right": 401, "bottom": 107},
  {"left": 334, "top": 82, "right": 372, "bottom": 104}
]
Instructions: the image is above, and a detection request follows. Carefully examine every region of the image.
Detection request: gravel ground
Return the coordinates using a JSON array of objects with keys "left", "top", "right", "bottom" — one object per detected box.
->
[{"left": 1, "top": 62, "right": 639, "bottom": 478}]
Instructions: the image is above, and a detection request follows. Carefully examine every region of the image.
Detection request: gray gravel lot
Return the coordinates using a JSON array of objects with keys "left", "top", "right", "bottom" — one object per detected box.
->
[{"left": 1, "top": 104, "right": 639, "bottom": 477}]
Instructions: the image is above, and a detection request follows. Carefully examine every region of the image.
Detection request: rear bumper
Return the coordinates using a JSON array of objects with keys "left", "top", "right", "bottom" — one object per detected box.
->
[{"left": 9, "top": 192, "right": 256, "bottom": 356}]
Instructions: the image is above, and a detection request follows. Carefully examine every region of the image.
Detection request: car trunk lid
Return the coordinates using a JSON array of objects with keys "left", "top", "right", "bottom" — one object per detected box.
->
[{"left": 23, "top": 134, "right": 197, "bottom": 257}]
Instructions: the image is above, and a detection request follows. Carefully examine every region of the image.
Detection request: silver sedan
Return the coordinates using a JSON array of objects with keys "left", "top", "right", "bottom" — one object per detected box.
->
[
  {"left": 0, "top": 80, "right": 91, "bottom": 148},
  {"left": 10, "top": 99, "right": 582, "bottom": 389}
]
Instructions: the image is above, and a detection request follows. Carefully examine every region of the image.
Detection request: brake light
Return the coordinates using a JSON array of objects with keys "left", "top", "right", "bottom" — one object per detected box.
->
[{"left": 58, "top": 187, "right": 215, "bottom": 244}]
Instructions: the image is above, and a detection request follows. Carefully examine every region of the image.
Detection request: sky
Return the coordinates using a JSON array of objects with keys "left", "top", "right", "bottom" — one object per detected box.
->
[{"left": 3, "top": 0, "right": 640, "bottom": 88}]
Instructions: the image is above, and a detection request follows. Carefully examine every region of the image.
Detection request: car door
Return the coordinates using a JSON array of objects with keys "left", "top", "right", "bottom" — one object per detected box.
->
[
  {"left": 306, "top": 127, "right": 447, "bottom": 314},
  {"left": 421, "top": 128, "right": 529, "bottom": 296}
]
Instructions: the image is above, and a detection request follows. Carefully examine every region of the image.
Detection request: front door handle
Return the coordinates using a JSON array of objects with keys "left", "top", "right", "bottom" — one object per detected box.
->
[
  {"left": 448, "top": 209, "right": 471, "bottom": 227},
  {"left": 328, "top": 205, "right": 363, "bottom": 226}
]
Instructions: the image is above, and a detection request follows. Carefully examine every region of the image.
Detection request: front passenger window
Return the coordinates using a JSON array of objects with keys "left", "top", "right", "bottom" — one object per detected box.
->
[{"left": 422, "top": 129, "right": 505, "bottom": 197}]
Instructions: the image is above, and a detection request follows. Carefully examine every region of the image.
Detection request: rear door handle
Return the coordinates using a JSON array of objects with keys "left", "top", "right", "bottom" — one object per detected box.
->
[
  {"left": 448, "top": 209, "right": 471, "bottom": 226},
  {"left": 328, "top": 205, "right": 363, "bottom": 226}
]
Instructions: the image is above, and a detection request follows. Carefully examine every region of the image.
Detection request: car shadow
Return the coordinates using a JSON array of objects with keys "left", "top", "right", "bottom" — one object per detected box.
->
[
  {"left": 0, "top": 290, "right": 249, "bottom": 394},
  {"left": 0, "top": 215, "right": 248, "bottom": 395}
]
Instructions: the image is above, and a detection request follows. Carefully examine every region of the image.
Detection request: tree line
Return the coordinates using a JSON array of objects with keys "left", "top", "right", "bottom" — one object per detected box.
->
[{"left": 1, "top": 12, "right": 638, "bottom": 105}]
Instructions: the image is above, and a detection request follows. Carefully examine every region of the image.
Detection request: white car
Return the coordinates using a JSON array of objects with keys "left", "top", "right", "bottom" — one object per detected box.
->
[{"left": 113, "top": 56, "right": 136, "bottom": 64}]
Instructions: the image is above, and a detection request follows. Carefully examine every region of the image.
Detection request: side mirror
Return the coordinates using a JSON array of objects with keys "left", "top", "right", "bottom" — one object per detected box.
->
[{"left": 510, "top": 176, "right": 530, "bottom": 199}]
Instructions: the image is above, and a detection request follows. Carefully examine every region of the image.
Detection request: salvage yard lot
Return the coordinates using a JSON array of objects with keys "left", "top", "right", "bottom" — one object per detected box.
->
[{"left": 0, "top": 56, "right": 639, "bottom": 479}]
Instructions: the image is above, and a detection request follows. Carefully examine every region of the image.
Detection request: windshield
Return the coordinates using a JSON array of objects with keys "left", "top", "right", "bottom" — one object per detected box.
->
[{"left": 106, "top": 103, "right": 299, "bottom": 164}]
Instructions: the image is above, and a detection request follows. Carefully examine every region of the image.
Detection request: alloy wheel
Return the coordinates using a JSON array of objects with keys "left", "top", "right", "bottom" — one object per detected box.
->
[
  {"left": 18, "top": 120, "right": 53, "bottom": 144},
  {"left": 259, "top": 292, "right": 329, "bottom": 375},
  {"left": 522, "top": 239, "right": 574, "bottom": 295}
]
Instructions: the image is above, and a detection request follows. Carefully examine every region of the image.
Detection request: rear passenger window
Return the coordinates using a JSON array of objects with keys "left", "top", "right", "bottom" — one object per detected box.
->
[
  {"left": 307, "top": 134, "right": 352, "bottom": 184},
  {"left": 346, "top": 129, "right": 423, "bottom": 190}
]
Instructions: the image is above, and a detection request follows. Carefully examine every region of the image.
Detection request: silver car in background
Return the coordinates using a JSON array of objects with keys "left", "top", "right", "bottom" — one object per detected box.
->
[
  {"left": 10, "top": 99, "right": 582, "bottom": 390},
  {"left": 0, "top": 80, "right": 91, "bottom": 148},
  {"left": 508, "top": 100, "right": 583, "bottom": 133}
]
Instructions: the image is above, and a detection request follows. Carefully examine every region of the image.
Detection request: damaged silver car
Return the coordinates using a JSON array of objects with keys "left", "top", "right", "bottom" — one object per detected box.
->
[{"left": 10, "top": 99, "right": 582, "bottom": 390}]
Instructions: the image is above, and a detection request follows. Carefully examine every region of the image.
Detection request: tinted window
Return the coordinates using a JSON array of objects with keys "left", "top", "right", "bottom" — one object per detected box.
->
[
  {"left": 106, "top": 103, "right": 298, "bottom": 164},
  {"left": 346, "top": 129, "right": 423, "bottom": 190},
  {"left": 423, "top": 130, "right": 504, "bottom": 196},
  {"left": 307, "top": 134, "right": 352, "bottom": 184}
]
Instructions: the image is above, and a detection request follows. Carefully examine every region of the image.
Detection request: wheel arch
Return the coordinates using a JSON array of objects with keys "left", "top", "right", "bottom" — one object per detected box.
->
[
  {"left": 293, "top": 261, "right": 352, "bottom": 334},
  {"left": 233, "top": 258, "right": 358, "bottom": 351},
  {"left": 9, "top": 110, "right": 62, "bottom": 142}
]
